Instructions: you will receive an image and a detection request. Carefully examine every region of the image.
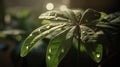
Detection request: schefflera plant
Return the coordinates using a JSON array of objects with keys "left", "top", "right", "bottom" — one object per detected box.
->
[{"left": 20, "top": 8, "right": 107, "bottom": 67}]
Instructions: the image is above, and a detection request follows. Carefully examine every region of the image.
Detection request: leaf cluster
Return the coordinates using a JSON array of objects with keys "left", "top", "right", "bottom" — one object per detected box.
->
[{"left": 20, "top": 8, "right": 114, "bottom": 67}]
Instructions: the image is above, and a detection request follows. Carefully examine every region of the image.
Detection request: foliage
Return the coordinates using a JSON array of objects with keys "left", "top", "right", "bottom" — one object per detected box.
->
[
  {"left": 10, "top": 10, "right": 41, "bottom": 33},
  {"left": 20, "top": 8, "right": 111, "bottom": 67}
]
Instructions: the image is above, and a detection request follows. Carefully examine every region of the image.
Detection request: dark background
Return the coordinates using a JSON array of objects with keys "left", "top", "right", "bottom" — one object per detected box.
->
[{"left": 0, "top": 0, "right": 120, "bottom": 67}]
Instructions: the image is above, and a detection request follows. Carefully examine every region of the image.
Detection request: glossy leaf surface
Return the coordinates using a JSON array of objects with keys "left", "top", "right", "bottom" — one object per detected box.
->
[
  {"left": 21, "top": 24, "right": 66, "bottom": 57},
  {"left": 21, "top": 8, "right": 107, "bottom": 66},
  {"left": 46, "top": 27, "right": 73, "bottom": 67},
  {"left": 85, "top": 44, "right": 103, "bottom": 63}
]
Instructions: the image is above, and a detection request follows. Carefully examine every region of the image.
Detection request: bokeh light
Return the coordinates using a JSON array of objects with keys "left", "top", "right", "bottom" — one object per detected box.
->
[{"left": 46, "top": 3, "right": 54, "bottom": 10}]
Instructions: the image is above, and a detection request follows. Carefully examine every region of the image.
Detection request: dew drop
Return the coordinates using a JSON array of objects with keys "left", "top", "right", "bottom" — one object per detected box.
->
[
  {"left": 29, "top": 34, "right": 32, "bottom": 36},
  {"left": 96, "top": 54, "right": 100, "bottom": 58},
  {"left": 82, "top": 31, "right": 86, "bottom": 34},
  {"left": 47, "top": 56, "right": 51, "bottom": 60},
  {"left": 55, "top": 13, "right": 57, "bottom": 17},
  {"left": 38, "top": 29, "right": 40, "bottom": 32},
  {"left": 61, "top": 48, "right": 64, "bottom": 53},
  {"left": 26, "top": 46, "right": 29, "bottom": 50},
  {"left": 46, "top": 26, "right": 50, "bottom": 29},
  {"left": 55, "top": 18, "right": 58, "bottom": 20},
  {"left": 49, "top": 48, "right": 51, "bottom": 53}
]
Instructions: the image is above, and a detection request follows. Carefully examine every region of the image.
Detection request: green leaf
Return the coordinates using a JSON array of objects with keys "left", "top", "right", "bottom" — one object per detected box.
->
[
  {"left": 41, "top": 20, "right": 51, "bottom": 25},
  {"left": 80, "top": 8, "right": 101, "bottom": 24},
  {"left": 72, "top": 9, "right": 83, "bottom": 22},
  {"left": 39, "top": 9, "right": 78, "bottom": 22},
  {"left": 66, "top": 26, "right": 76, "bottom": 39},
  {"left": 85, "top": 44, "right": 103, "bottom": 63},
  {"left": 73, "top": 38, "right": 86, "bottom": 53},
  {"left": 63, "top": 9, "right": 77, "bottom": 22},
  {"left": 96, "top": 23, "right": 117, "bottom": 30},
  {"left": 39, "top": 10, "right": 70, "bottom": 22},
  {"left": 98, "top": 12, "right": 107, "bottom": 21},
  {"left": 80, "top": 25, "right": 97, "bottom": 43},
  {"left": 46, "top": 27, "right": 72, "bottom": 67},
  {"left": 80, "top": 25, "right": 103, "bottom": 63},
  {"left": 20, "top": 24, "right": 66, "bottom": 57}
]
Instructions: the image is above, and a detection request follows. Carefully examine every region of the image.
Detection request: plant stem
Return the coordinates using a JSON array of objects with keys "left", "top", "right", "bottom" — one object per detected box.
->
[{"left": 76, "top": 25, "right": 81, "bottom": 67}]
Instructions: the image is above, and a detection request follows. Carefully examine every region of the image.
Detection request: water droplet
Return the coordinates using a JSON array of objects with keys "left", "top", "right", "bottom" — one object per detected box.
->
[
  {"left": 61, "top": 48, "right": 64, "bottom": 53},
  {"left": 96, "top": 54, "right": 100, "bottom": 58},
  {"left": 55, "top": 13, "right": 57, "bottom": 17},
  {"left": 47, "top": 56, "right": 51, "bottom": 60},
  {"left": 82, "top": 31, "right": 86, "bottom": 34},
  {"left": 49, "top": 48, "right": 51, "bottom": 53},
  {"left": 29, "top": 34, "right": 32, "bottom": 36},
  {"left": 46, "top": 26, "right": 50, "bottom": 29},
  {"left": 55, "top": 18, "right": 58, "bottom": 20},
  {"left": 26, "top": 46, "right": 29, "bottom": 50},
  {"left": 38, "top": 29, "right": 40, "bottom": 32}
]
